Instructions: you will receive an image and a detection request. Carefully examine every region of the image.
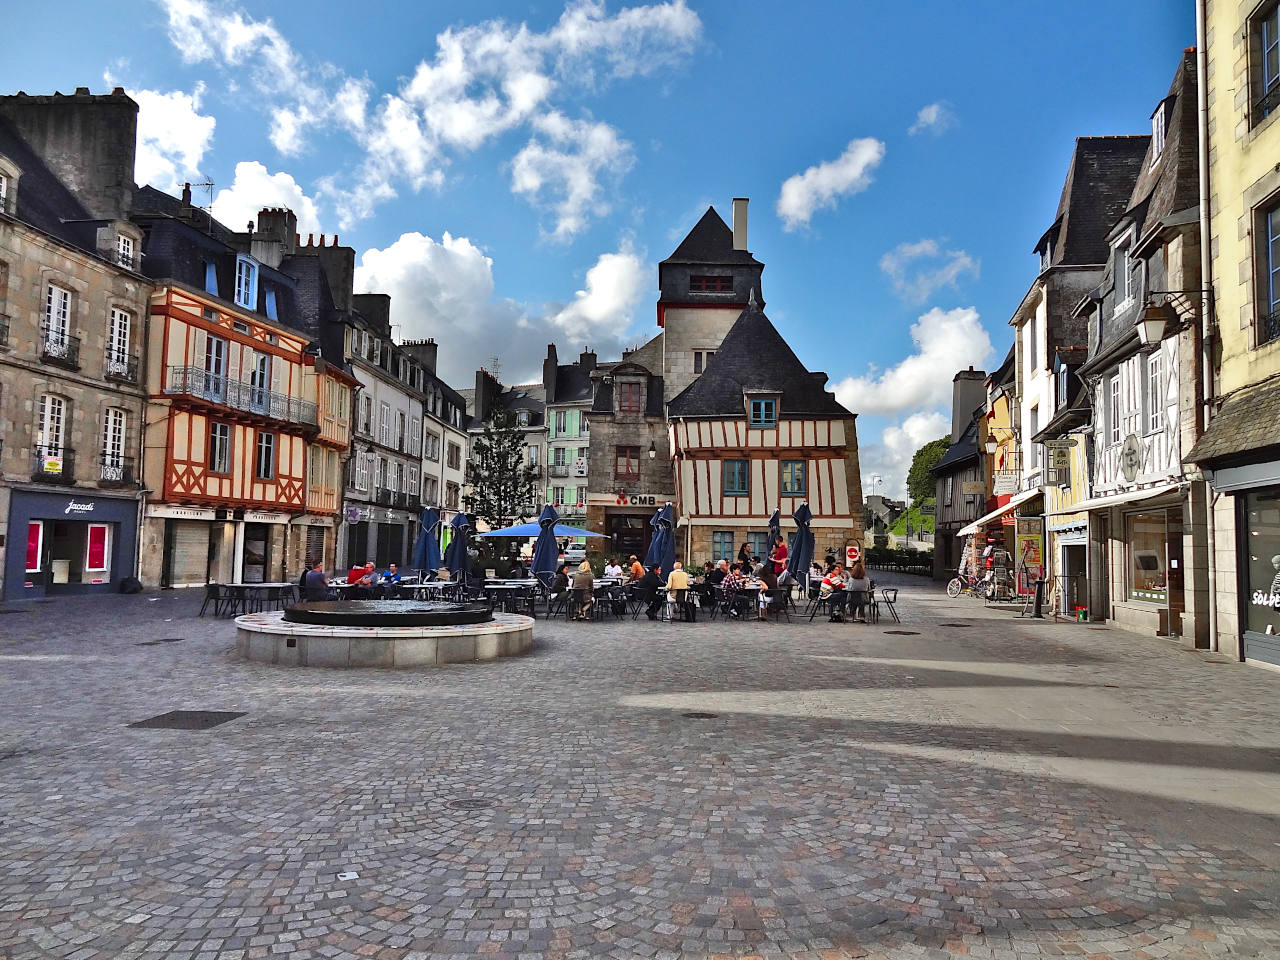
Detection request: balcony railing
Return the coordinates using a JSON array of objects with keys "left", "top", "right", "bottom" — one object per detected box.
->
[
  {"left": 32, "top": 445, "right": 75, "bottom": 484},
  {"left": 104, "top": 350, "right": 139, "bottom": 383},
  {"left": 99, "top": 456, "right": 135, "bottom": 487},
  {"left": 0, "top": 313, "right": 10, "bottom": 348},
  {"left": 527, "top": 463, "right": 541, "bottom": 478},
  {"left": 1255, "top": 84, "right": 1280, "bottom": 124},
  {"left": 41, "top": 326, "right": 81, "bottom": 370},
  {"left": 376, "top": 488, "right": 392, "bottom": 505},
  {"left": 116, "top": 250, "right": 136, "bottom": 270},
  {"left": 164, "top": 366, "right": 318, "bottom": 426},
  {"left": 549, "top": 464, "right": 570, "bottom": 477},
  {"left": 1261, "top": 310, "right": 1280, "bottom": 348}
]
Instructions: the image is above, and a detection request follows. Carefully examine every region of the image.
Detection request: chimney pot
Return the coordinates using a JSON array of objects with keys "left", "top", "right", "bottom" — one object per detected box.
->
[
  {"left": 181, "top": 182, "right": 192, "bottom": 204},
  {"left": 307, "top": 233, "right": 314, "bottom": 246}
]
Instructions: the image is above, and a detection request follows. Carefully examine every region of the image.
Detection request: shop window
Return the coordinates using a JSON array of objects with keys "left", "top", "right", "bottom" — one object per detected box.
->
[
  {"left": 711, "top": 531, "right": 734, "bottom": 560},
  {"left": 781, "top": 459, "right": 806, "bottom": 496},
  {"left": 1243, "top": 489, "right": 1280, "bottom": 637},
  {"left": 724, "top": 459, "right": 749, "bottom": 496},
  {"left": 1125, "top": 512, "right": 1167, "bottom": 604},
  {"left": 26, "top": 521, "right": 43, "bottom": 573},
  {"left": 85, "top": 524, "right": 110, "bottom": 573}
]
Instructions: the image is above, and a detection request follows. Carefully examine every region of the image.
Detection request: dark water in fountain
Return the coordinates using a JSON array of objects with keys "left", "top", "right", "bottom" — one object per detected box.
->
[{"left": 283, "top": 600, "right": 494, "bottom": 627}]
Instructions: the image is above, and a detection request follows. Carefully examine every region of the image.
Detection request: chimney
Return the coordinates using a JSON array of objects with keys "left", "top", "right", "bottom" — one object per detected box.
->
[
  {"left": 950, "top": 367, "right": 987, "bottom": 443},
  {"left": 181, "top": 182, "right": 192, "bottom": 204},
  {"left": 732, "top": 197, "right": 748, "bottom": 251},
  {"left": 401, "top": 338, "right": 438, "bottom": 375},
  {"left": 578, "top": 347, "right": 596, "bottom": 372},
  {"left": 542, "top": 343, "right": 558, "bottom": 403}
]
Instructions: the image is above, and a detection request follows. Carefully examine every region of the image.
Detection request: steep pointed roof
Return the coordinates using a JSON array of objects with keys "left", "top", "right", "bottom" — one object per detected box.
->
[
  {"left": 1036, "top": 136, "right": 1149, "bottom": 265},
  {"left": 667, "top": 297, "right": 851, "bottom": 419},
  {"left": 661, "top": 206, "right": 762, "bottom": 265}
]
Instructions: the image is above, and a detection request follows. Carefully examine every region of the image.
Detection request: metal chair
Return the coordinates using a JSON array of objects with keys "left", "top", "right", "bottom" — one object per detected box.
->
[
  {"left": 568, "top": 587, "right": 593, "bottom": 620},
  {"left": 199, "top": 583, "right": 226, "bottom": 617},
  {"left": 761, "top": 588, "right": 791, "bottom": 622},
  {"left": 879, "top": 588, "right": 900, "bottom": 623}
]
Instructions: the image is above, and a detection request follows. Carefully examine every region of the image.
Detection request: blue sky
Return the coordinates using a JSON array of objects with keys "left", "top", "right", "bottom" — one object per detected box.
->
[{"left": 1, "top": 0, "right": 1194, "bottom": 497}]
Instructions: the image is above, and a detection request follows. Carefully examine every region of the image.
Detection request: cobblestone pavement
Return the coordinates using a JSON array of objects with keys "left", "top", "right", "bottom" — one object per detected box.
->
[{"left": 2, "top": 575, "right": 1279, "bottom": 960}]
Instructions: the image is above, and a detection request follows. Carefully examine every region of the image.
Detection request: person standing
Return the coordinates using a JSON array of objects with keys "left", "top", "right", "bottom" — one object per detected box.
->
[{"left": 737, "top": 542, "right": 753, "bottom": 566}]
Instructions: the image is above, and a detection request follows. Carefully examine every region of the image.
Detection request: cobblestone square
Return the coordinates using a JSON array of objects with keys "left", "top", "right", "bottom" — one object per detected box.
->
[{"left": 2, "top": 576, "right": 1279, "bottom": 959}]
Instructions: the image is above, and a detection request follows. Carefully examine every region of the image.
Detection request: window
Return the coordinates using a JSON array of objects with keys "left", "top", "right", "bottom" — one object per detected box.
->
[
  {"left": 746, "top": 531, "right": 770, "bottom": 558},
  {"left": 372, "top": 338, "right": 381, "bottom": 365},
  {"left": 555, "top": 410, "right": 567, "bottom": 435},
  {"left": 408, "top": 466, "right": 419, "bottom": 496},
  {"left": 377, "top": 457, "right": 388, "bottom": 489},
  {"left": 101, "top": 408, "right": 126, "bottom": 477},
  {"left": 723, "top": 459, "right": 749, "bottom": 495},
  {"left": 234, "top": 257, "right": 257, "bottom": 310},
  {"left": 264, "top": 287, "right": 278, "bottom": 321},
  {"left": 248, "top": 350, "right": 270, "bottom": 410},
  {"left": 204, "top": 261, "right": 219, "bottom": 296},
  {"left": 578, "top": 416, "right": 589, "bottom": 436},
  {"left": 615, "top": 445, "right": 640, "bottom": 478},
  {"left": 1109, "top": 375, "right": 1121, "bottom": 445},
  {"left": 45, "top": 283, "right": 71, "bottom": 341},
  {"left": 85, "top": 524, "right": 110, "bottom": 573},
  {"left": 423, "top": 475, "right": 439, "bottom": 504},
  {"left": 517, "top": 409, "right": 529, "bottom": 426},
  {"left": 1116, "top": 239, "right": 1134, "bottom": 304},
  {"left": 354, "top": 450, "right": 369, "bottom": 491},
  {"left": 1126, "top": 511, "right": 1168, "bottom": 603},
  {"left": 1147, "top": 354, "right": 1162, "bottom": 434},
  {"left": 396, "top": 411, "right": 406, "bottom": 450},
  {"left": 749, "top": 398, "right": 776, "bottom": 427},
  {"left": 1150, "top": 101, "right": 1167, "bottom": 164},
  {"left": 116, "top": 234, "right": 135, "bottom": 269},
  {"left": 690, "top": 275, "right": 733, "bottom": 292},
  {"left": 255, "top": 432, "right": 275, "bottom": 480},
  {"left": 1029, "top": 407, "right": 1040, "bottom": 467},
  {"left": 1242, "top": 490, "right": 1280, "bottom": 637},
  {"left": 379, "top": 402, "right": 391, "bottom": 445},
  {"left": 711, "top": 531, "right": 735, "bottom": 561},
  {"left": 394, "top": 461, "right": 404, "bottom": 493},
  {"left": 617, "top": 382, "right": 642, "bottom": 413},
  {"left": 781, "top": 459, "right": 806, "bottom": 496},
  {"left": 409, "top": 416, "right": 421, "bottom": 455},
  {"left": 106, "top": 308, "right": 130, "bottom": 373},
  {"left": 944, "top": 475, "right": 954, "bottom": 506},
  {"left": 1028, "top": 312, "right": 1037, "bottom": 370},
  {"left": 361, "top": 396, "right": 373, "bottom": 435},
  {"left": 1253, "top": 2, "right": 1280, "bottom": 123},
  {"left": 1262, "top": 201, "right": 1280, "bottom": 346},
  {"left": 527, "top": 444, "right": 539, "bottom": 465},
  {"left": 553, "top": 446, "right": 566, "bottom": 467},
  {"left": 0, "top": 173, "right": 8, "bottom": 211},
  {"left": 38, "top": 393, "right": 66, "bottom": 454},
  {"left": 205, "top": 334, "right": 227, "bottom": 385},
  {"left": 578, "top": 446, "right": 589, "bottom": 463},
  {"left": 447, "top": 442, "right": 462, "bottom": 470},
  {"left": 208, "top": 422, "right": 230, "bottom": 473},
  {"left": 552, "top": 485, "right": 565, "bottom": 505},
  {"left": 693, "top": 350, "right": 715, "bottom": 374},
  {"left": 445, "top": 482, "right": 460, "bottom": 509},
  {"left": 425, "top": 431, "right": 440, "bottom": 461}
]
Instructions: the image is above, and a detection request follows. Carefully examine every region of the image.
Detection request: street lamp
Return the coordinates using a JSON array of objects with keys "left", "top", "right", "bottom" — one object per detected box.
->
[{"left": 648, "top": 440, "right": 656, "bottom": 459}]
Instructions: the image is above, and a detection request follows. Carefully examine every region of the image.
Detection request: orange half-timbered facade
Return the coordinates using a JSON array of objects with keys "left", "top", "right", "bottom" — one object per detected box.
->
[{"left": 666, "top": 299, "right": 864, "bottom": 565}]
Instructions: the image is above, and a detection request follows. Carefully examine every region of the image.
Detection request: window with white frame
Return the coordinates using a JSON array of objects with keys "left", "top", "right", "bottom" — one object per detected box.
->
[
  {"left": 408, "top": 465, "right": 419, "bottom": 496},
  {"left": 208, "top": 422, "right": 230, "bottom": 473},
  {"left": 45, "top": 283, "right": 72, "bottom": 343},
  {"left": 409, "top": 416, "right": 421, "bottom": 455},
  {"left": 379, "top": 402, "right": 391, "bottom": 445},
  {"left": 1151, "top": 102, "right": 1167, "bottom": 165},
  {"left": 38, "top": 393, "right": 66, "bottom": 454},
  {"left": 1109, "top": 375, "right": 1121, "bottom": 444},
  {"left": 423, "top": 475, "right": 439, "bottom": 504},
  {"left": 107, "top": 308, "right": 130, "bottom": 372},
  {"left": 377, "top": 456, "right": 388, "bottom": 489},
  {"left": 101, "top": 408, "right": 126, "bottom": 475},
  {"left": 354, "top": 450, "right": 369, "bottom": 490},
  {"left": 395, "top": 461, "right": 404, "bottom": 493},
  {"left": 1147, "top": 354, "right": 1162, "bottom": 434},
  {"left": 1116, "top": 239, "right": 1134, "bottom": 304},
  {"left": 116, "top": 234, "right": 135, "bottom": 269},
  {"left": 234, "top": 256, "right": 258, "bottom": 310},
  {"left": 554, "top": 410, "right": 567, "bottom": 435},
  {"left": 1029, "top": 407, "right": 1040, "bottom": 467},
  {"left": 0, "top": 173, "right": 8, "bottom": 211},
  {"left": 361, "top": 396, "right": 372, "bottom": 435},
  {"left": 425, "top": 431, "right": 440, "bottom": 461}
]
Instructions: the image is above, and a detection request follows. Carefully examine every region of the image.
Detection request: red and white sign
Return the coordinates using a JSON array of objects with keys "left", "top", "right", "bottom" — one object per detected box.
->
[{"left": 845, "top": 544, "right": 861, "bottom": 565}]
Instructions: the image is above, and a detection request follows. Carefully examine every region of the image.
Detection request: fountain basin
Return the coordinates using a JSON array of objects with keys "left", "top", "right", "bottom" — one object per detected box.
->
[
  {"left": 283, "top": 600, "right": 494, "bottom": 627},
  {"left": 235, "top": 608, "right": 533, "bottom": 668}
]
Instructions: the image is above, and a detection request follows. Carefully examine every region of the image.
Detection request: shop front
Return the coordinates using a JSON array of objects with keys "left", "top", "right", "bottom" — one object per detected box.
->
[
  {"left": 341, "top": 504, "right": 415, "bottom": 571},
  {"left": 585, "top": 492, "right": 666, "bottom": 559},
  {"left": 956, "top": 488, "right": 1040, "bottom": 601},
  {"left": 5, "top": 489, "right": 140, "bottom": 601},
  {"left": 1236, "top": 487, "right": 1280, "bottom": 667}
]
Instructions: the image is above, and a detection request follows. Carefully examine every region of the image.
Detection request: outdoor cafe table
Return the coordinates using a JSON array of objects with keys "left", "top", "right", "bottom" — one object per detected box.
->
[{"left": 220, "top": 582, "right": 296, "bottom": 614}]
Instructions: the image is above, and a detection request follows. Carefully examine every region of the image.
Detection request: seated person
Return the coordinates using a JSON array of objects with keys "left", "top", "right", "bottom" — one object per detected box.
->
[
  {"left": 707, "top": 559, "right": 729, "bottom": 585},
  {"left": 550, "top": 563, "right": 570, "bottom": 602},
  {"left": 820, "top": 562, "right": 847, "bottom": 622},
  {"left": 603, "top": 558, "right": 624, "bottom": 579},
  {"left": 720, "top": 562, "right": 748, "bottom": 618},
  {"left": 846, "top": 561, "right": 871, "bottom": 622},
  {"left": 303, "top": 559, "right": 329, "bottom": 601},
  {"left": 378, "top": 562, "right": 402, "bottom": 598},
  {"left": 347, "top": 561, "right": 376, "bottom": 599},
  {"left": 638, "top": 564, "right": 664, "bottom": 620},
  {"left": 628, "top": 555, "right": 644, "bottom": 581},
  {"left": 664, "top": 561, "right": 693, "bottom": 620},
  {"left": 571, "top": 561, "right": 594, "bottom": 620}
]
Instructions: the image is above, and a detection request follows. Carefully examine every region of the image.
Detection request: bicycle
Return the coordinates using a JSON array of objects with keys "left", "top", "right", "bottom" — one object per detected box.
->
[{"left": 946, "top": 571, "right": 991, "bottom": 599}]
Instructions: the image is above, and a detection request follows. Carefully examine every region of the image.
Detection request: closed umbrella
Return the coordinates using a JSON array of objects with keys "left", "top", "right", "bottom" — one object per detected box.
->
[
  {"left": 443, "top": 512, "right": 471, "bottom": 584},
  {"left": 531, "top": 503, "right": 560, "bottom": 583},
  {"left": 644, "top": 502, "right": 676, "bottom": 575},
  {"left": 767, "top": 508, "right": 781, "bottom": 558},
  {"left": 411, "top": 507, "right": 441, "bottom": 574},
  {"left": 787, "top": 502, "right": 815, "bottom": 584}
]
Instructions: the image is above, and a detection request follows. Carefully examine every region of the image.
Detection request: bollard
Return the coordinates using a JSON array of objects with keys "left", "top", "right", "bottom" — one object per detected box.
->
[{"left": 1033, "top": 578, "right": 1045, "bottom": 619}]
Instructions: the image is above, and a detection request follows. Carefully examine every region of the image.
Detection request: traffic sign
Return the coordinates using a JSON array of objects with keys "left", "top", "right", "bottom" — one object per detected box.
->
[{"left": 845, "top": 544, "right": 861, "bottom": 565}]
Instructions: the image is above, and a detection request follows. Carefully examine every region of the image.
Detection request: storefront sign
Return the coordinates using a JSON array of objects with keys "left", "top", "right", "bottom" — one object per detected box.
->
[
  {"left": 244, "top": 510, "right": 291, "bottom": 524},
  {"left": 587, "top": 492, "right": 669, "bottom": 507},
  {"left": 993, "top": 471, "right": 1020, "bottom": 495},
  {"left": 961, "top": 481, "right": 985, "bottom": 496},
  {"left": 1121, "top": 434, "right": 1143, "bottom": 483},
  {"left": 63, "top": 500, "right": 95, "bottom": 515},
  {"left": 346, "top": 507, "right": 362, "bottom": 523},
  {"left": 146, "top": 505, "right": 217, "bottom": 521}
]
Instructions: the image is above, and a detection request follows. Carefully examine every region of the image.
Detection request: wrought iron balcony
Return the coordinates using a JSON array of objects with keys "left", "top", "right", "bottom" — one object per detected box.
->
[
  {"left": 548, "top": 464, "right": 570, "bottom": 477},
  {"left": 0, "top": 313, "right": 10, "bottom": 348},
  {"left": 41, "top": 326, "right": 81, "bottom": 370},
  {"left": 527, "top": 463, "right": 541, "bottom": 478},
  {"left": 375, "top": 488, "right": 393, "bottom": 505},
  {"left": 104, "top": 350, "right": 139, "bottom": 383},
  {"left": 99, "top": 457, "right": 135, "bottom": 487},
  {"left": 116, "top": 250, "right": 136, "bottom": 270},
  {"left": 1261, "top": 310, "right": 1280, "bottom": 348},
  {"left": 31, "top": 445, "right": 75, "bottom": 484},
  {"left": 1255, "top": 84, "right": 1280, "bottom": 124},
  {"left": 164, "top": 365, "right": 318, "bottom": 426},
  {"left": 404, "top": 494, "right": 421, "bottom": 513}
]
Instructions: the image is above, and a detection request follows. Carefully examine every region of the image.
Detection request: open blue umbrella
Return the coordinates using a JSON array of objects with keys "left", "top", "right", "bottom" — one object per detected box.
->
[
  {"left": 531, "top": 504, "right": 561, "bottom": 581},
  {"left": 478, "top": 521, "right": 606, "bottom": 538},
  {"left": 411, "top": 507, "right": 441, "bottom": 573},
  {"left": 786, "top": 502, "right": 815, "bottom": 583},
  {"left": 644, "top": 502, "right": 676, "bottom": 575},
  {"left": 443, "top": 512, "right": 471, "bottom": 583}
]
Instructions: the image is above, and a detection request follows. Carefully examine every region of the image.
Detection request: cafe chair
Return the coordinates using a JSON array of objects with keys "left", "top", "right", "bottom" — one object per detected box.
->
[
  {"left": 761, "top": 588, "right": 791, "bottom": 622},
  {"left": 199, "top": 583, "right": 227, "bottom": 617},
  {"left": 879, "top": 588, "right": 900, "bottom": 623}
]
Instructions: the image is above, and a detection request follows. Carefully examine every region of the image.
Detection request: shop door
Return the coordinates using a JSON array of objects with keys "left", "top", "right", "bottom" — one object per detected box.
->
[
  {"left": 165, "top": 520, "right": 210, "bottom": 587},
  {"left": 376, "top": 522, "right": 395, "bottom": 567},
  {"left": 1166, "top": 507, "right": 1186, "bottom": 639},
  {"left": 606, "top": 513, "right": 649, "bottom": 559},
  {"left": 347, "top": 522, "right": 369, "bottom": 569},
  {"left": 243, "top": 523, "right": 269, "bottom": 582},
  {"left": 46, "top": 521, "right": 86, "bottom": 593},
  {"left": 1061, "top": 543, "right": 1087, "bottom": 616}
]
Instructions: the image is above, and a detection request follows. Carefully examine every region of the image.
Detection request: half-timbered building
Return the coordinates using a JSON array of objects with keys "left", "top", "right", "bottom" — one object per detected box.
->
[{"left": 667, "top": 296, "right": 863, "bottom": 565}]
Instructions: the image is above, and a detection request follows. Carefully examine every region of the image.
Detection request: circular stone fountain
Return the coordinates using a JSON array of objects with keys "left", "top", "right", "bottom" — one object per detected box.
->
[{"left": 235, "top": 600, "right": 534, "bottom": 668}]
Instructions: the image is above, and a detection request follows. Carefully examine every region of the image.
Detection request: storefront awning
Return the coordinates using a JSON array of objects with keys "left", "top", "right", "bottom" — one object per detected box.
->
[
  {"left": 956, "top": 488, "right": 1041, "bottom": 538},
  {"left": 1049, "top": 481, "right": 1181, "bottom": 515}
]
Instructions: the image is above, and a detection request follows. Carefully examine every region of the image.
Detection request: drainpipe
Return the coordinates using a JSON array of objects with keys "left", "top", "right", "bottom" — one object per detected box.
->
[{"left": 1196, "top": 1, "right": 1218, "bottom": 652}]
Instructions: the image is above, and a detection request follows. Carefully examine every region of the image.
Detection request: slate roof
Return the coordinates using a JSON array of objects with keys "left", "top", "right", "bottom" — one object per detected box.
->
[
  {"left": 666, "top": 298, "right": 850, "bottom": 419},
  {"left": 933, "top": 417, "right": 980, "bottom": 475},
  {"left": 552, "top": 362, "right": 599, "bottom": 404},
  {"left": 590, "top": 367, "right": 665, "bottom": 417},
  {"left": 0, "top": 116, "right": 98, "bottom": 252},
  {"left": 1185, "top": 376, "right": 1280, "bottom": 466},
  {"left": 1036, "top": 136, "right": 1150, "bottom": 265},
  {"left": 1034, "top": 393, "right": 1092, "bottom": 443},
  {"left": 661, "top": 206, "right": 761, "bottom": 265}
]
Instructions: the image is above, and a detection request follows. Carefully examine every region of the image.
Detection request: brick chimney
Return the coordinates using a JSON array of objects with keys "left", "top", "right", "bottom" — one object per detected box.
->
[
  {"left": 732, "top": 197, "right": 748, "bottom": 251},
  {"left": 951, "top": 366, "right": 987, "bottom": 443}
]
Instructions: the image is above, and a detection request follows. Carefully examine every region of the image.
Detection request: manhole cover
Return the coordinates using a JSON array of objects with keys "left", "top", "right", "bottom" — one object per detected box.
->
[
  {"left": 136, "top": 638, "right": 184, "bottom": 646},
  {"left": 128, "top": 710, "right": 246, "bottom": 730},
  {"left": 883, "top": 630, "right": 920, "bottom": 636},
  {"left": 938, "top": 622, "right": 971, "bottom": 627},
  {"left": 445, "top": 798, "right": 495, "bottom": 811},
  {"left": 681, "top": 711, "right": 720, "bottom": 719}
]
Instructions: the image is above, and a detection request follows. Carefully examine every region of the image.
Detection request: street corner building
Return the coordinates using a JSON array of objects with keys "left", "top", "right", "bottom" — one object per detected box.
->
[{"left": 666, "top": 295, "right": 864, "bottom": 565}]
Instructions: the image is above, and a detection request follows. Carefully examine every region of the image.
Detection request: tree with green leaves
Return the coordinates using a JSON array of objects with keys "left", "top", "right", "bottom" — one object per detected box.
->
[
  {"left": 463, "top": 407, "right": 539, "bottom": 531},
  {"left": 906, "top": 435, "right": 952, "bottom": 503}
]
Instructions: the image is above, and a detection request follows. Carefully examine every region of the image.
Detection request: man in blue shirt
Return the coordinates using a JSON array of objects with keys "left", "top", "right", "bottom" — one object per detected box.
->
[{"left": 378, "top": 563, "right": 402, "bottom": 599}]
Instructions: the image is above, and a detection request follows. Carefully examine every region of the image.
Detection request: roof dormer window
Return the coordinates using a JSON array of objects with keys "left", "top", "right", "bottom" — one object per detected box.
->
[
  {"left": 0, "top": 173, "right": 10, "bottom": 214},
  {"left": 749, "top": 396, "right": 778, "bottom": 428},
  {"left": 0, "top": 157, "right": 19, "bottom": 216},
  {"left": 690, "top": 275, "right": 733, "bottom": 293},
  {"left": 1150, "top": 97, "right": 1171, "bottom": 166},
  {"left": 234, "top": 256, "right": 258, "bottom": 310},
  {"left": 116, "top": 233, "right": 135, "bottom": 270}
]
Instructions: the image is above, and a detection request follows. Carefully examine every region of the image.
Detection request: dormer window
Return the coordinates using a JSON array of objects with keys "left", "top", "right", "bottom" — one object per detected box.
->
[
  {"left": 1115, "top": 236, "right": 1136, "bottom": 306},
  {"left": 517, "top": 410, "right": 530, "bottom": 426},
  {"left": 234, "top": 256, "right": 258, "bottom": 310},
  {"left": 690, "top": 275, "right": 733, "bottom": 293},
  {"left": 617, "top": 382, "right": 643, "bottom": 413},
  {"left": 0, "top": 158, "right": 19, "bottom": 216},
  {"left": 116, "top": 234, "right": 135, "bottom": 269},
  {"left": 749, "top": 397, "right": 777, "bottom": 428},
  {"left": 0, "top": 173, "right": 8, "bottom": 212},
  {"left": 1150, "top": 98, "right": 1169, "bottom": 165}
]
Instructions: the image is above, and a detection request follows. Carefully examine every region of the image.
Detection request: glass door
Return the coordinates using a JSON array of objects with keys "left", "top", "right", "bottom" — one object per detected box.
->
[{"left": 204, "top": 335, "right": 227, "bottom": 402}]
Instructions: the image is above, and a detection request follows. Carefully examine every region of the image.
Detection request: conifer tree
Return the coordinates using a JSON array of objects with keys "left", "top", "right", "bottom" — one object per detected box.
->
[{"left": 463, "top": 407, "right": 538, "bottom": 530}]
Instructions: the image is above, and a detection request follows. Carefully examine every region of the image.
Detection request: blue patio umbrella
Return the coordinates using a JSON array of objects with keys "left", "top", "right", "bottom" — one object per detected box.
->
[
  {"left": 411, "top": 507, "right": 442, "bottom": 573},
  {"left": 478, "top": 521, "right": 606, "bottom": 538},
  {"left": 786, "top": 502, "right": 815, "bottom": 583},
  {"left": 443, "top": 512, "right": 471, "bottom": 583},
  {"left": 644, "top": 502, "right": 676, "bottom": 575},
  {"left": 531, "top": 504, "right": 561, "bottom": 581}
]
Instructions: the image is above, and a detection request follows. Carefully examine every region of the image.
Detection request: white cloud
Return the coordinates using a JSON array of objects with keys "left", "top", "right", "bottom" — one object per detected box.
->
[
  {"left": 354, "top": 232, "right": 645, "bottom": 384},
  {"left": 510, "top": 112, "right": 634, "bottom": 240},
  {"left": 157, "top": 0, "right": 702, "bottom": 232},
  {"left": 859, "top": 411, "right": 952, "bottom": 501},
  {"left": 879, "top": 239, "right": 979, "bottom": 304},
  {"left": 132, "top": 84, "right": 216, "bottom": 192},
  {"left": 908, "top": 101, "right": 955, "bottom": 136},
  {"left": 211, "top": 161, "right": 322, "bottom": 237},
  {"left": 833, "top": 306, "right": 993, "bottom": 418},
  {"left": 776, "top": 137, "right": 885, "bottom": 231}
]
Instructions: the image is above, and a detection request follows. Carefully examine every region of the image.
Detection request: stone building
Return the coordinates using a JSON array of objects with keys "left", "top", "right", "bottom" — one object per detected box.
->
[
  {"left": 667, "top": 296, "right": 864, "bottom": 566},
  {"left": 932, "top": 368, "right": 988, "bottom": 580},
  {"left": 0, "top": 89, "right": 150, "bottom": 602},
  {"left": 542, "top": 344, "right": 603, "bottom": 527},
  {"left": 400, "top": 338, "right": 469, "bottom": 532}
]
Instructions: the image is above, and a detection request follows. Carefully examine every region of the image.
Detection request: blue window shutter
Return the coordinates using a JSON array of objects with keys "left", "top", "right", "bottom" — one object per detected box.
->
[
  {"left": 204, "top": 261, "right": 218, "bottom": 295},
  {"left": 265, "top": 287, "right": 278, "bottom": 320}
]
